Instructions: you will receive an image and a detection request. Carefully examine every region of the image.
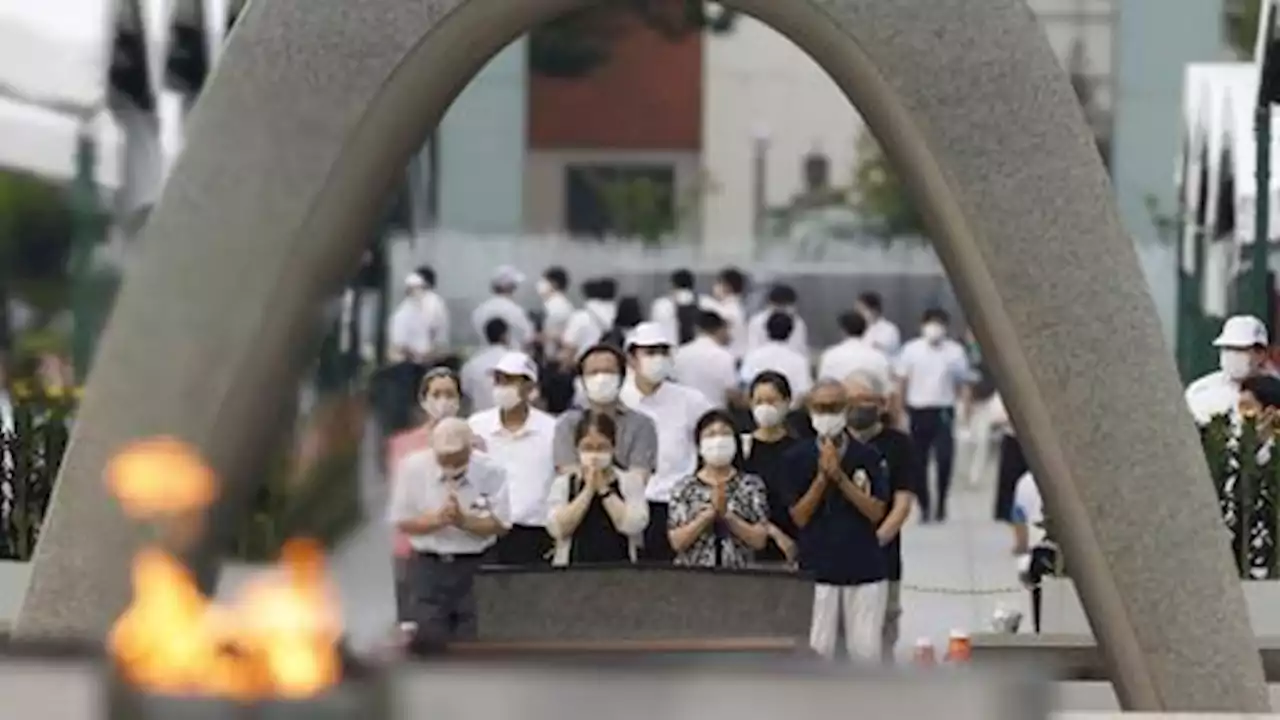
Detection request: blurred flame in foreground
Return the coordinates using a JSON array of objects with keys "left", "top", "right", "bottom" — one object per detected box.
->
[{"left": 106, "top": 437, "right": 342, "bottom": 700}]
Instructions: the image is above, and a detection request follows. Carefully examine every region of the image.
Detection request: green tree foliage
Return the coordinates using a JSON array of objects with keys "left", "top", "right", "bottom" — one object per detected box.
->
[
  {"left": 587, "top": 171, "right": 675, "bottom": 243},
  {"left": 849, "top": 128, "right": 922, "bottom": 238},
  {"left": 1226, "top": 0, "right": 1263, "bottom": 59},
  {"left": 531, "top": 0, "right": 738, "bottom": 78},
  {"left": 0, "top": 172, "right": 75, "bottom": 343}
]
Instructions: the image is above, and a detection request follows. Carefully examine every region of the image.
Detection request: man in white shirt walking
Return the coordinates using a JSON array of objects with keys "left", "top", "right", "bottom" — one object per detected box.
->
[
  {"left": 740, "top": 313, "right": 814, "bottom": 404},
  {"left": 561, "top": 278, "right": 619, "bottom": 362},
  {"left": 856, "top": 292, "right": 901, "bottom": 357},
  {"left": 460, "top": 319, "right": 509, "bottom": 412},
  {"left": 468, "top": 352, "right": 557, "bottom": 565},
  {"left": 471, "top": 265, "right": 534, "bottom": 350},
  {"left": 413, "top": 265, "right": 452, "bottom": 355},
  {"left": 1185, "top": 315, "right": 1273, "bottom": 426},
  {"left": 388, "top": 272, "right": 433, "bottom": 364},
  {"left": 747, "top": 283, "right": 809, "bottom": 356},
  {"left": 537, "top": 266, "right": 575, "bottom": 358},
  {"left": 650, "top": 269, "right": 700, "bottom": 346},
  {"left": 673, "top": 310, "right": 739, "bottom": 407},
  {"left": 387, "top": 419, "right": 511, "bottom": 645},
  {"left": 701, "top": 267, "right": 749, "bottom": 360},
  {"left": 620, "top": 322, "right": 714, "bottom": 562},
  {"left": 895, "top": 308, "right": 970, "bottom": 523},
  {"left": 817, "top": 311, "right": 891, "bottom": 390}
]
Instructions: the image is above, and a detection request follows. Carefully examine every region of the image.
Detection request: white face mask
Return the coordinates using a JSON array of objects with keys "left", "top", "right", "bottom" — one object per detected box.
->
[
  {"left": 580, "top": 451, "right": 613, "bottom": 471},
  {"left": 673, "top": 289, "right": 696, "bottom": 305},
  {"left": 536, "top": 278, "right": 554, "bottom": 299},
  {"left": 1221, "top": 350, "right": 1255, "bottom": 381},
  {"left": 699, "top": 436, "right": 737, "bottom": 467},
  {"left": 636, "top": 355, "right": 671, "bottom": 383},
  {"left": 422, "top": 396, "right": 460, "bottom": 420},
  {"left": 583, "top": 373, "right": 621, "bottom": 404},
  {"left": 811, "top": 412, "right": 847, "bottom": 438},
  {"left": 922, "top": 323, "right": 946, "bottom": 343},
  {"left": 493, "top": 385, "right": 523, "bottom": 411},
  {"left": 752, "top": 403, "right": 784, "bottom": 428}
]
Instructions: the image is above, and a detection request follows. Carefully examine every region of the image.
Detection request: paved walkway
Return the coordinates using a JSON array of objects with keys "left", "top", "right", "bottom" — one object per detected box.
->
[{"left": 249, "top": 438, "right": 1023, "bottom": 655}]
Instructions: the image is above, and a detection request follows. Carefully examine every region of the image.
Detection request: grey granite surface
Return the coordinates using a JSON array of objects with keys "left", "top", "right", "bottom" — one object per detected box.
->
[
  {"left": 476, "top": 568, "right": 810, "bottom": 642},
  {"left": 16, "top": 0, "right": 1265, "bottom": 711}
]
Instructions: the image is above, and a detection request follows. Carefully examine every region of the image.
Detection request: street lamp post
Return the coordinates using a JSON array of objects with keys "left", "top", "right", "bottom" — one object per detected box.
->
[
  {"left": 751, "top": 124, "right": 771, "bottom": 239},
  {"left": 69, "top": 129, "right": 104, "bottom": 382}
]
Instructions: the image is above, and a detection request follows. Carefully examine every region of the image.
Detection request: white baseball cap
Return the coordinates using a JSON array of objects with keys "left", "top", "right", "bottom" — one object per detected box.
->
[
  {"left": 1213, "top": 315, "right": 1269, "bottom": 349},
  {"left": 492, "top": 265, "right": 525, "bottom": 287},
  {"left": 625, "top": 321, "right": 674, "bottom": 350},
  {"left": 493, "top": 351, "right": 539, "bottom": 383}
]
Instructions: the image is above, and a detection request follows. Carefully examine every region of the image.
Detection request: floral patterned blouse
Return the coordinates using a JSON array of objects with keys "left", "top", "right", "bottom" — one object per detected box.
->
[{"left": 667, "top": 472, "right": 769, "bottom": 568}]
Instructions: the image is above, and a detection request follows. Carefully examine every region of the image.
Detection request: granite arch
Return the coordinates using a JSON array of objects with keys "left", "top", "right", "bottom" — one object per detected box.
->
[{"left": 15, "top": 0, "right": 1268, "bottom": 711}]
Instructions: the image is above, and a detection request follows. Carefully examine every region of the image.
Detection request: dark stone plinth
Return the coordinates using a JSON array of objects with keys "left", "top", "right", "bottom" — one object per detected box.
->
[{"left": 474, "top": 566, "right": 810, "bottom": 643}]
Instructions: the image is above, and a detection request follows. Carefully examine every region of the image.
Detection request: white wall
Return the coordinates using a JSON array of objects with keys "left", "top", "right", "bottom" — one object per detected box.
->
[{"left": 701, "top": 16, "right": 862, "bottom": 255}]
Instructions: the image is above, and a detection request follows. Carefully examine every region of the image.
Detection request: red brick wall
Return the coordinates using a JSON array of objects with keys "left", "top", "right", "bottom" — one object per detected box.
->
[{"left": 528, "top": 9, "right": 703, "bottom": 151}]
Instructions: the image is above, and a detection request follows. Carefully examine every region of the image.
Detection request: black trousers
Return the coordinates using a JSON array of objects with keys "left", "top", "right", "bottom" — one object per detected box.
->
[
  {"left": 641, "top": 501, "right": 675, "bottom": 563},
  {"left": 908, "top": 407, "right": 955, "bottom": 521},
  {"left": 993, "top": 435, "right": 1028, "bottom": 522},
  {"left": 408, "top": 552, "right": 482, "bottom": 646},
  {"left": 493, "top": 524, "right": 553, "bottom": 565}
]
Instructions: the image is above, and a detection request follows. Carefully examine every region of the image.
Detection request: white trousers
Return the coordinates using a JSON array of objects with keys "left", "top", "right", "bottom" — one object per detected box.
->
[{"left": 809, "top": 581, "right": 888, "bottom": 660}]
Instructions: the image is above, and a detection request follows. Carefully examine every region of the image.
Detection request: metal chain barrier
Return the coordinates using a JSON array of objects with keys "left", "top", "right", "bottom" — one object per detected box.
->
[{"left": 899, "top": 582, "right": 1025, "bottom": 596}]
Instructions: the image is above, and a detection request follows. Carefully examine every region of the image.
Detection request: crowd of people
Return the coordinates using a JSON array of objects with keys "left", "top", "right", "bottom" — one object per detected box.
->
[{"left": 383, "top": 263, "right": 1016, "bottom": 660}]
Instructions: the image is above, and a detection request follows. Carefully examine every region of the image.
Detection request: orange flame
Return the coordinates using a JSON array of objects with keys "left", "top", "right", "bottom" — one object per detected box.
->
[{"left": 106, "top": 438, "right": 343, "bottom": 699}]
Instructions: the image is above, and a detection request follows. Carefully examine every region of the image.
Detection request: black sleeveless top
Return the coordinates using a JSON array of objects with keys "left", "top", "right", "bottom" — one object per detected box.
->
[{"left": 567, "top": 473, "right": 631, "bottom": 564}]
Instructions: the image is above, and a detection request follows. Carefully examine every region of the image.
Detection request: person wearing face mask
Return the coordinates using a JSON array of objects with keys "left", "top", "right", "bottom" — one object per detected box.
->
[
  {"left": 467, "top": 352, "right": 557, "bottom": 565},
  {"left": 651, "top": 269, "right": 701, "bottom": 346},
  {"left": 1186, "top": 315, "right": 1273, "bottom": 426},
  {"left": 460, "top": 318, "right": 510, "bottom": 412},
  {"left": 741, "top": 372, "right": 801, "bottom": 564},
  {"left": 546, "top": 411, "right": 650, "bottom": 565},
  {"left": 620, "top": 322, "right": 714, "bottom": 562},
  {"left": 387, "top": 419, "right": 511, "bottom": 647},
  {"left": 894, "top": 307, "right": 969, "bottom": 523},
  {"left": 667, "top": 409, "right": 770, "bottom": 568},
  {"left": 779, "top": 378, "right": 890, "bottom": 661},
  {"left": 843, "top": 370, "right": 920, "bottom": 662},
  {"left": 552, "top": 343, "right": 659, "bottom": 482},
  {"left": 471, "top": 265, "right": 534, "bottom": 350},
  {"left": 385, "top": 368, "right": 480, "bottom": 625}
]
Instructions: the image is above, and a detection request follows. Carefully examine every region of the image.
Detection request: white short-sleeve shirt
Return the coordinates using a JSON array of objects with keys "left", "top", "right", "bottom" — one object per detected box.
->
[
  {"left": 460, "top": 345, "right": 507, "bottom": 412},
  {"left": 471, "top": 295, "right": 533, "bottom": 349},
  {"left": 816, "top": 337, "right": 891, "bottom": 386},
  {"left": 388, "top": 297, "right": 432, "bottom": 359},
  {"left": 620, "top": 378, "right": 713, "bottom": 503},
  {"left": 738, "top": 342, "right": 814, "bottom": 403},
  {"left": 895, "top": 337, "right": 969, "bottom": 409},
  {"left": 386, "top": 450, "right": 511, "bottom": 555},
  {"left": 468, "top": 407, "right": 558, "bottom": 528},
  {"left": 1184, "top": 370, "right": 1241, "bottom": 426},
  {"left": 673, "top": 336, "right": 738, "bottom": 405},
  {"left": 864, "top": 317, "right": 902, "bottom": 357}
]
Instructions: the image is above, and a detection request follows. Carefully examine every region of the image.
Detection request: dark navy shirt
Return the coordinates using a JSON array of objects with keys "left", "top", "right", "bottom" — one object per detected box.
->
[
  {"left": 866, "top": 428, "right": 921, "bottom": 582},
  {"left": 779, "top": 434, "right": 890, "bottom": 586}
]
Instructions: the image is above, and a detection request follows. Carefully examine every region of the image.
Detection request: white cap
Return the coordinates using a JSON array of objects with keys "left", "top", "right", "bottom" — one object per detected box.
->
[
  {"left": 431, "top": 418, "right": 473, "bottom": 455},
  {"left": 492, "top": 265, "right": 525, "bottom": 288},
  {"left": 949, "top": 629, "right": 970, "bottom": 640},
  {"left": 1213, "top": 315, "right": 1269, "bottom": 348},
  {"left": 405, "top": 272, "right": 426, "bottom": 289},
  {"left": 625, "top": 321, "right": 674, "bottom": 350},
  {"left": 493, "top": 351, "right": 538, "bottom": 382}
]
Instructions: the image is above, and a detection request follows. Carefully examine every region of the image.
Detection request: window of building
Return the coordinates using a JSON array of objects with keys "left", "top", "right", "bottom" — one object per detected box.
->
[{"left": 564, "top": 164, "right": 677, "bottom": 239}]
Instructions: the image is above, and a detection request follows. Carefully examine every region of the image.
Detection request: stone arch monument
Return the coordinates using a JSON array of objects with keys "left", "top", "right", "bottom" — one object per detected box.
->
[{"left": 14, "top": 0, "right": 1269, "bottom": 711}]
